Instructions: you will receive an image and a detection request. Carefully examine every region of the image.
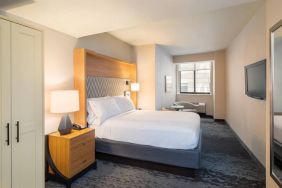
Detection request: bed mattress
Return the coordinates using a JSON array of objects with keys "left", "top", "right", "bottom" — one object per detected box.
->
[{"left": 90, "top": 110, "right": 201, "bottom": 150}]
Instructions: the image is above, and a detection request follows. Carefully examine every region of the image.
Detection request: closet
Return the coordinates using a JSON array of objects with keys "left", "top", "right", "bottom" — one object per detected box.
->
[{"left": 0, "top": 18, "right": 44, "bottom": 188}]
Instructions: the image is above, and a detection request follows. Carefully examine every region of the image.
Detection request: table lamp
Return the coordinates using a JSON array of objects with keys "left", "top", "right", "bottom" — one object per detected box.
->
[
  {"left": 131, "top": 83, "right": 140, "bottom": 92},
  {"left": 50, "top": 90, "right": 79, "bottom": 135}
]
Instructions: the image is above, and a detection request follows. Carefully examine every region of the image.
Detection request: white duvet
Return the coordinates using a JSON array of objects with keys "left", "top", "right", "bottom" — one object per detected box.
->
[{"left": 90, "top": 110, "right": 201, "bottom": 150}]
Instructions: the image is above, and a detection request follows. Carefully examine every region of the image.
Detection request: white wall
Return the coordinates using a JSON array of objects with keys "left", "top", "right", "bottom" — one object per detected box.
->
[
  {"left": 226, "top": 3, "right": 266, "bottom": 166},
  {"left": 155, "top": 45, "right": 176, "bottom": 110},
  {"left": 76, "top": 33, "right": 135, "bottom": 63}
]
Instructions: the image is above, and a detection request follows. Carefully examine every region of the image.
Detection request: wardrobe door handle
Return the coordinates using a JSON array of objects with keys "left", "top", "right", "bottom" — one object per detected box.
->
[
  {"left": 6, "top": 123, "right": 10, "bottom": 146},
  {"left": 16, "top": 121, "right": 19, "bottom": 143}
]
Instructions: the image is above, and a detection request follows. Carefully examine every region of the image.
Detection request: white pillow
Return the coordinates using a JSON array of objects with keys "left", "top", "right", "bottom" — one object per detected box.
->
[
  {"left": 88, "top": 97, "right": 121, "bottom": 125},
  {"left": 87, "top": 97, "right": 110, "bottom": 125},
  {"left": 113, "top": 96, "right": 135, "bottom": 113}
]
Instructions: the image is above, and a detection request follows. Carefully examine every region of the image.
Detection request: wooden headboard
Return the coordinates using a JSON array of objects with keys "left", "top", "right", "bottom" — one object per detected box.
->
[{"left": 73, "top": 48, "right": 137, "bottom": 126}]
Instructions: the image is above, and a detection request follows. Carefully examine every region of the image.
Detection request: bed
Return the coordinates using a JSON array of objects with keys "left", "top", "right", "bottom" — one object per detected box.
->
[
  {"left": 91, "top": 110, "right": 200, "bottom": 150},
  {"left": 87, "top": 96, "right": 202, "bottom": 169},
  {"left": 73, "top": 48, "right": 201, "bottom": 169}
]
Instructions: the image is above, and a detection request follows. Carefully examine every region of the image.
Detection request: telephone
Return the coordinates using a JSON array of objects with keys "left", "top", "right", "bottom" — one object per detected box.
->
[{"left": 72, "top": 123, "right": 85, "bottom": 130}]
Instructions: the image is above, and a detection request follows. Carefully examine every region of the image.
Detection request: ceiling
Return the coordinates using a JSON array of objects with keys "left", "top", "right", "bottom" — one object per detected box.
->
[
  {"left": 2, "top": 0, "right": 261, "bottom": 55},
  {"left": 110, "top": 2, "right": 261, "bottom": 55}
]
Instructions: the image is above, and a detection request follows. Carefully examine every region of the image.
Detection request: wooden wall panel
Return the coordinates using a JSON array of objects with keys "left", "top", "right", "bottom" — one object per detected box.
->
[
  {"left": 86, "top": 53, "right": 135, "bottom": 79},
  {"left": 74, "top": 48, "right": 137, "bottom": 126},
  {"left": 74, "top": 48, "right": 87, "bottom": 126}
]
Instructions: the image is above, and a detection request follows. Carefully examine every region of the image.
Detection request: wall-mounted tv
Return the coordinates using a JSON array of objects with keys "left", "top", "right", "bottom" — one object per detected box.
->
[{"left": 245, "top": 59, "right": 266, "bottom": 100}]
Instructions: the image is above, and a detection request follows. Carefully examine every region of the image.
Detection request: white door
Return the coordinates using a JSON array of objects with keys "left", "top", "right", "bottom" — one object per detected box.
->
[
  {"left": 11, "top": 23, "right": 44, "bottom": 188},
  {"left": 0, "top": 18, "right": 12, "bottom": 188}
]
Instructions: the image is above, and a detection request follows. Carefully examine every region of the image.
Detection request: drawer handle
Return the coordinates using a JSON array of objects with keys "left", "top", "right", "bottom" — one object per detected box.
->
[
  {"left": 82, "top": 142, "right": 87, "bottom": 146},
  {"left": 82, "top": 159, "right": 87, "bottom": 164}
]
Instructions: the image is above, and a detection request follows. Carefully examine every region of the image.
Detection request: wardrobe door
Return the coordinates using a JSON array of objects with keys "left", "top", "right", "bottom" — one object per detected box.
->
[
  {"left": 0, "top": 18, "right": 12, "bottom": 188},
  {"left": 11, "top": 23, "right": 43, "bottom": 188}
]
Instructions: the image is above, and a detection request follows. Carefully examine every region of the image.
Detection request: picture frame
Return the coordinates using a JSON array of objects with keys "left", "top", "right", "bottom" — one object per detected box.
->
[{"left": 165, "top": 76, "right": 172, "bottom": 93}]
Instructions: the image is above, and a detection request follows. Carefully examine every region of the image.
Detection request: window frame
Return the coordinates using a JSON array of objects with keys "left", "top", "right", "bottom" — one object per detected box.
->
[{"left": 179, "top": 62, "right": 211, "bottom": 95}]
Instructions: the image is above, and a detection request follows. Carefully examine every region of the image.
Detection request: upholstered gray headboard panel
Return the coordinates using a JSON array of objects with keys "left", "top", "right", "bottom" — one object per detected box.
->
[{"left": 87, "top": 76, "right": 130, "bottom": 98}]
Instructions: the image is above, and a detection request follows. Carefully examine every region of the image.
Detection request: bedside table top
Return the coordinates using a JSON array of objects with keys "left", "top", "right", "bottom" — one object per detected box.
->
[{"left": 49, "top": 128, "right": 94, "bottom": 139}]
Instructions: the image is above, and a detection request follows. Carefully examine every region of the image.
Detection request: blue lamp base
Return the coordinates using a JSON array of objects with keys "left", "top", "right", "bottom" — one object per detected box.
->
[{"left": 58, "top": 114, "right": 72, "bottom": 135}]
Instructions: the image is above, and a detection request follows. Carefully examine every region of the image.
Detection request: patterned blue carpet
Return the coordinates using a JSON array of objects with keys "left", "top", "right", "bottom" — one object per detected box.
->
[{"left": 46, "top": 118, "right": 265, "bottom": 188}]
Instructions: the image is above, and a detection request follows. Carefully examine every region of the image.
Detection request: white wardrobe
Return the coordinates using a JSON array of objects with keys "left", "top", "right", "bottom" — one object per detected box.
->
[{"left": 0, "top": 18, "right": 44, "bottom": 188}]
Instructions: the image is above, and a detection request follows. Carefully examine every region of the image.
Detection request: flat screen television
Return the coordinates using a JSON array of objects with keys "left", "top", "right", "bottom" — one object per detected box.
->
[{"left": 245, "top": 59, "right": 266, "bottom": 100}]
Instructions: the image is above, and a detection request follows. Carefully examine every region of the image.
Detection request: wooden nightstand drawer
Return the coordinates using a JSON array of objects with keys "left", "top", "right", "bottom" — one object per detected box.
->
[
  {"left": 71, "top": 139, "right": 94, "bottom": 162},
  {"left": 48, "top": 128, "right": 95, "bottom": 178},
  {"left": 71, "top": 131, "right": 94, "bottom": 146},
  {"left": 70, "top": 152, "right": 94, "bottom": 177}
]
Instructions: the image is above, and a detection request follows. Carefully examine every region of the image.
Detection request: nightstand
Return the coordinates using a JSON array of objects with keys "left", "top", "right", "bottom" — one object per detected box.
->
[{"left": 46, "top": 128, "right": 96, "bottom": 188}]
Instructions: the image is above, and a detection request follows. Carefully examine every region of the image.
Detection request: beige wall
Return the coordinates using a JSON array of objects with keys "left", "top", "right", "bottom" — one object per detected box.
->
[
  {"left": 135, "top": 45, "right": 156, "bottom": 110},
  {"left": 43, "top": 29, "right": 77, "bottom": 134},
  {"left": 76, "top": 33, "right": 135, "bottom": 63},
  {"left": 174, "top": 51, "right": 217, "bottom": 63},
  {"left": 136, "top": 44, "right": 176, "bottom": 110},
  {"left": 266, "top": 0, "right": 282, "bottom": 187},
  {"left": 226, "top": 3, "right": 266, "bottom": 166},
  {"left": 213, "top": 50, "right": 226, "bottom": 119},
  {"left": 155, "top": 45, "right": 176, "bottom": 109},
  {"left": 173, "top": 50, "right": 226, "bottom": 118}
]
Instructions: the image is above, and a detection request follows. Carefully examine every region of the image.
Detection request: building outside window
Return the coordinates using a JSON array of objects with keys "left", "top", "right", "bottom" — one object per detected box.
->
[{"left": 178, "top": 61, "right": 212, "bottom": 94}]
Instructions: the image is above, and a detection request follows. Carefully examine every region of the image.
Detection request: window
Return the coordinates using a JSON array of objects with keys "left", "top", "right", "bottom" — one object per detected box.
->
[{"left": 178, "top": 61, "right": 211, "bottom": 94}]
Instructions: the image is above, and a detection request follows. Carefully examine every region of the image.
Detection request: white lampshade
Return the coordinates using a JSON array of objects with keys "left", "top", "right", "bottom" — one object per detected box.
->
[
  {"left": 50, "top": 90, "right": 79, "bottom": 113},
  {"left": 131, "top": 83, "right": 140, "bottom": 91}
]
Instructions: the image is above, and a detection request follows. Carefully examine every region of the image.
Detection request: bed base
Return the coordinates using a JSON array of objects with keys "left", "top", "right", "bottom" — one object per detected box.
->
[{"left": 95, "top": 130, "right": 202, "bottom": 169}]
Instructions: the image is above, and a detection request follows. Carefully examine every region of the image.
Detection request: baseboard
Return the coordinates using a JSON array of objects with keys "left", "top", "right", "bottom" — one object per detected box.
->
[
  {"left": 225, "top": 120, "right": 266, "bottom": 172},
  {"left": 214, "top": 119, "right": 225, "bottom": 122},
  {"left": 199, "top": 113, "right": 213, "bottom": 119}
]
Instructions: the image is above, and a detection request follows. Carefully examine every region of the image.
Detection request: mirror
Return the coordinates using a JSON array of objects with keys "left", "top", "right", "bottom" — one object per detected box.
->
[{"left": 271, "top": 20, "right": 282, "bottom": 185}]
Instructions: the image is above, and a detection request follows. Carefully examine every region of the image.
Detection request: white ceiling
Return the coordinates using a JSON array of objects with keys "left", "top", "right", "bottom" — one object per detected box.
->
[
  {"left": 110, "top": 2, "right": 261, "bottom": 55},
  {"left": 3, "top": 0, "right": 261, "bottom": 55}
]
